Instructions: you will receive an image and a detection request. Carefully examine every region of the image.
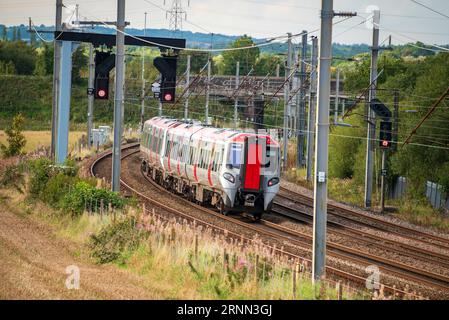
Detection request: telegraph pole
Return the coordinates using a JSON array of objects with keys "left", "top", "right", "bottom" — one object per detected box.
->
[
  {"left": 297, "top": 31, "right": 308, "bottom": 167},
  {"left": 140, "top": 12, "right": 147, "bottom": 132},
  {"left": 364, "top": 9, "right": 380, "bottom": 208},
  {"left": 111, "top": 0, "right": 126, "bottom": 192},
  {"left": 51, "top": 0, "right": 63, "bottom": 158},
  {"left": 306, "top": 36, "right": 318, "bottom": 181},
  {"left": 234, "top": 61, "right": 240, "bottom": 128},
  {"left": 312, "top": 0, "right": 333, "bottom": 282},
  {"left": 282, "top": 33, "right": 292, "bottom": 170},
  {"left": 205, "top": 57, "right": 211, "bottom": 125},
  {"left": 87, "top": 43, "right": 94, "bottom": 148},
  {"left": 184, "top": 54, "right": 190, "bottom": 119},
  {"left": 334, "top": 68, "right": 340, "bottom": 125}
]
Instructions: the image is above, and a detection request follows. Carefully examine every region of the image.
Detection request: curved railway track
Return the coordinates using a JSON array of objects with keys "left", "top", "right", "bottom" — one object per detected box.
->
[{"left": 90, "top": 144, "right": 449, "bottom": 298}]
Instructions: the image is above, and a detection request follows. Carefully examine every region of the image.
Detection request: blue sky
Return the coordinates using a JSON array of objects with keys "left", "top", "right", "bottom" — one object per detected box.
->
[{"left": 0, "top": 0, "right": 448, "bottom": 45}]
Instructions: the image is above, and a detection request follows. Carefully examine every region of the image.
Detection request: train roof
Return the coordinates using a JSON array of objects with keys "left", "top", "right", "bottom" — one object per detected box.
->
[{"left": 143, "top": 116, "right": 278, "bottom": 146}]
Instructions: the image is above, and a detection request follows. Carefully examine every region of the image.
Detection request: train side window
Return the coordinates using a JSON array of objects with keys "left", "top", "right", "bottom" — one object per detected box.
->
[
  {"left": 165, "top": 136, "right": 171, "bottom": 157},
  {"left": 227, "top": 143, "right": 242, "bottom": 169}
]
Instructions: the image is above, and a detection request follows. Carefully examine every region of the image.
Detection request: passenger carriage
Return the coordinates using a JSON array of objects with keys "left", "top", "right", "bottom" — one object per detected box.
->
[{"left": 140, "top": 117, "right": 280, "bottom": 219}]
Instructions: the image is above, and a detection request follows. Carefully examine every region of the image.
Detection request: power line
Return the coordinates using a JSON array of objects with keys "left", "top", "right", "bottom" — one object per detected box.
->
[
  {"left": 409, "top": 0, "right": 449, "bottom": 20},
  {"left": 125, "top": 100, "right": 449, "bottom": 151}
]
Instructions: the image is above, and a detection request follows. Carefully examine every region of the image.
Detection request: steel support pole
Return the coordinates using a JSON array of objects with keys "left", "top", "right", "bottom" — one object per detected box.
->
[
  {"left": 364, "top": 10, "right": 380, "bottom": 208},
  {"left": 205, "top": 57, "right": 211, "bottom": 125},
  {"left": 392, "top": 90, "right": 399, "bottom": 151},
  {"left": 306, "top": 36, "right": 318, "bottom": 181},
  {"left": 380, "top": 149, "right": 386, "bottom": 212},
  {"left": 334, "top": 68, "right": 340, "bottom": 125},
  {"left": 55, "top": 41, "right": 73, "bottom": 164},
  {"left": 140, "top": 12, "right": 147, "bottom": 132},
  {"left": 51, "top": 0, "right": 63, "bottom": 158},
  {"left": 234, "top": 61, "right": 240, "bottom": 129},
  {"left": 312, "top": 0, "right": 333, "bottom": 282},
  {"left": 111, "top": 0, "right": 126, "bottom": 192},
  {"left": 184, "top": 54, "right": 190, "bottom": 119},
  {"left": 87, "top": 43, "right": 94, "bottom": 148},
  {"left": 282, "top": 33, "right": 292, "bottom": 170},
  {"left": 297, "top": 31, "right": 307, "bottom": 168}
]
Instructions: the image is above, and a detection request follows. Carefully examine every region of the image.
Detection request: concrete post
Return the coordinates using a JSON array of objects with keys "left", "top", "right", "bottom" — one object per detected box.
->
[
  {"left": 234, "top": 61, "right": 240, "bottom": 129},
  {"left": 140, "top": 12, "right": 147, "bottom": 132},
  {"left": 111, "top": 0, "right": 126, "bottom": 192},
  {"left": 334, "top": 68, "right": 340, "bottom": 125},
  {"left": 306, "top": 36, "right": 318, "bottom": 181},
  {"left": 312, "top": 0, "right": 333, "bottom": 282},
  {"left": 297, "top": 31, "right": 308, "bottom": 167},
  {"left": 282, "top": 33, "right": 292, "bottom": 170},
  {"left": 87, "top": 43, "right": 94, "bottom": 148},
  {"left": 184, "top": 54, "right": 190, "bottom": 119},
  {"left": 364, "top": 10, "right": 380, "bottom": 208},
  {"left": 205, "top": 57, "right": 211, "bottom": 125},
  {"left": 380, "top": 148, "right": 386, "bottom": 212}
]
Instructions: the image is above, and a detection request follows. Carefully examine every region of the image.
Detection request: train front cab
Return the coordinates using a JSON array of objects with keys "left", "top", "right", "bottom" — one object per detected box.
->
[{"left": 221, "top": 134, "right": 280, "bottom": 219}]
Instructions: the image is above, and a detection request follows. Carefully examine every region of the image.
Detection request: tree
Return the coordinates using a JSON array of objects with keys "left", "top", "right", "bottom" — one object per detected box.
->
[
  {"left": 34, "top": 43, "right": 54, "bottom": 76},
  {"left": 390, "top": 53, "right": 449, "bottom": 195},
  {"left": 0, "top": 25, "right": 7, "bottom": 41},
  {"left": 0, "top": 113, "right": 27, "bottom": 158},
  {"left": 0, "top": 40, "right": 36, "bottom": 74},
  {"left": 222, "top": 35, "right": 260, "bottom": 75},
  {"left": 254, "top": 53, "right": 284, "bottom": 76},
  {"left": 71, "top": 45, "right": 88, "bottom": 84}
]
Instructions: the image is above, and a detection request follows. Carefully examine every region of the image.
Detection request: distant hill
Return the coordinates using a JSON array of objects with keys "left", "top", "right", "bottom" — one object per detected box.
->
[{"left": 0, "top": 24, "right": 446, "bottom": 59}]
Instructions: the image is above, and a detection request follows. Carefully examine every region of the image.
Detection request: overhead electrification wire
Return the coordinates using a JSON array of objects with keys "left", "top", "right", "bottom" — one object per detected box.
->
[
  {"left": 409, "top": 0, "right": 449, "bottom": 20},
  {"left": 125, "top": 100, "right": 449, "bottom": 151}
]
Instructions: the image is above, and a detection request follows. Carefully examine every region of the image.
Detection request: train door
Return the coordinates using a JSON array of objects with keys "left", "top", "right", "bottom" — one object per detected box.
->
[{"left": 241, "top": 136, "right": 266, "bottom": 193}]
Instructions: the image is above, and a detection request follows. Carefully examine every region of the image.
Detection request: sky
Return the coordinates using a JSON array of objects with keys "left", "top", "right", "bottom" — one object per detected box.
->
[{"left": 0, "top": 0, "right": 448, "bottom": 45}]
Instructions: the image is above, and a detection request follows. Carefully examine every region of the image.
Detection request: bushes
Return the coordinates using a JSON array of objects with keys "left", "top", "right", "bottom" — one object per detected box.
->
[
  {"left": 88, "top": 217, "right": 148, "bottom": 264},
  {"left": 63, "top": 181, "right": 125, "bottom": 215},
  {"left": 27, "top": 157, "right": 53, "bottom": 198},
  {"left": 0, "top": 163, "right": 25, "bottom": 193},
  {"left": 26, "top": 157, "right": 126, "bottom": 215}
]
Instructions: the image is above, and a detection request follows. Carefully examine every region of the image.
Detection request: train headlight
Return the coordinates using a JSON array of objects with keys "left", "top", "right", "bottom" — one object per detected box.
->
[
  {"left": 223, "top": 172, "right": 235, "bottom": 183},
  {"left": 268, "top": 177, "right": 279, "bottom": 187}
]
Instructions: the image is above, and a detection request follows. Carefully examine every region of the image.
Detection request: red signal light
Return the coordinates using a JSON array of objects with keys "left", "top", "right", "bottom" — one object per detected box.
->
[
  {"left": 382, "top": 140, "right": 389, "bottom": 147},
  {"left": 164, "top": 93, "right": 173, "bottom": 101},
  {"left": 98, "top": 89, "right": 106, "bottom": 98}
]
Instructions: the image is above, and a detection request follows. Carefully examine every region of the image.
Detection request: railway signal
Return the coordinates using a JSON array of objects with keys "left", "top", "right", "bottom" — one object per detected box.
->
[
  {"left": 379, "top": 121, "right": 392, "bottom": 149},
  {"left": 94, "top": 51, "right": 116, "bottom": 100},
  {"left": 153, "top": 55, "right": 178, "bottom": 103}
]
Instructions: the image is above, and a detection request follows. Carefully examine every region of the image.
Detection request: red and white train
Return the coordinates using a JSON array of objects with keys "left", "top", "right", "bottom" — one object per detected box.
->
[{"left": 140, "top": 116, "right": 281, "bottom": 219}]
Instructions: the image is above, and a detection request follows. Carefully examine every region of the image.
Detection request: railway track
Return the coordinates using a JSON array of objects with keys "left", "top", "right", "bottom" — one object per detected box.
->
[
  {"left": 272, "top": 202, "right": 449, "bottom": 270},
  {"left": 278, "top": 186, "right": 449, "bottom": 251},
  {"left": 90, "top": 144, "right": 449, "bottom": 298}
]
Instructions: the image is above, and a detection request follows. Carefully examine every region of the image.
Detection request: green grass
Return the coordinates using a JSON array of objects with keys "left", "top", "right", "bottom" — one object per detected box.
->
[{"left": 109, "top": 210, "right": 366, "bottom": 300}]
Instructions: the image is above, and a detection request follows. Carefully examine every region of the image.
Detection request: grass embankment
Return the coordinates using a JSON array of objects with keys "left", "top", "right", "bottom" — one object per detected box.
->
[
  {"left": 283, "top": 147, "right": 449, "bottom": 232},
  {"left": 0, "top": 155, "right": 365, "bottom": 300}
]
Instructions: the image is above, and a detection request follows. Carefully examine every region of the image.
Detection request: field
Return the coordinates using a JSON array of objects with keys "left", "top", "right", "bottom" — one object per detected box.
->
[{"left": 0, "top": 130, "right": 85, "bottom": 153}]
